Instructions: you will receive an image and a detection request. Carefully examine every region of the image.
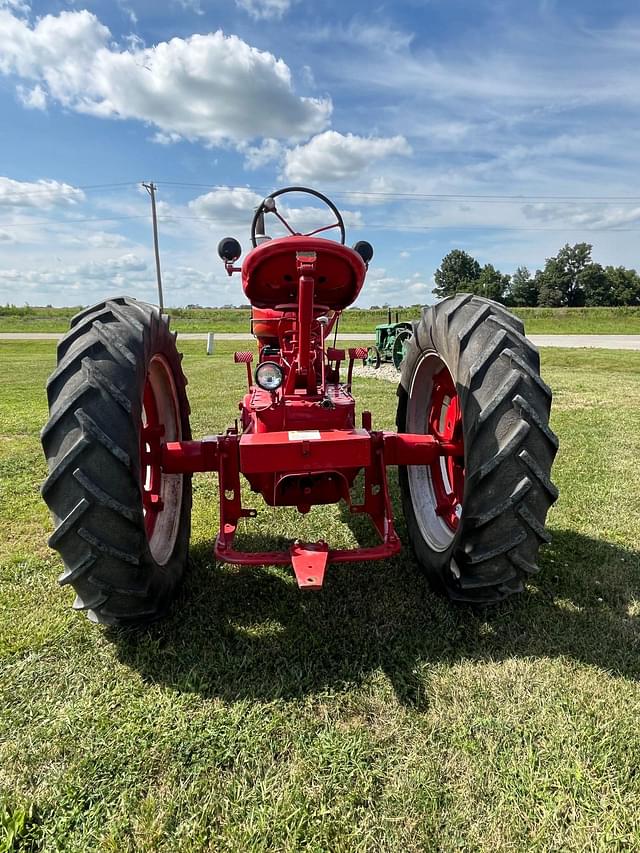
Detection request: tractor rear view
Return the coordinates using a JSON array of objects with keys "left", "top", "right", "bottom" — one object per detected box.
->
[
  {"left": 41, "top": 186, "right": 557, "bottom": 625},
  {"left": 366, "top": 309, "right": 413, "bottom": 371}
]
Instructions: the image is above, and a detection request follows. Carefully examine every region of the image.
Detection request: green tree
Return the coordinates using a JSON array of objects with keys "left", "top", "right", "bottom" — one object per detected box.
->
[
  {"left": 470, "top": 263, "right": 510, "bottom": 303},
  {"left": 537, "top": 243, "right": 593, "bottom": 307},
  {"left": 580, "top": 263, "right": 613, "bottom": 306},
  {"left": 508, "top": 266, "right": 539, "bottom": 306},
  {"left": 537, "top": 269, "right": 562, "bottom": 307},
  {"left": 433, "top": 249, "right": 481, "bottom": 298},
  {"left": 604, "top": 266, "right": 640, "bottom": 306}
]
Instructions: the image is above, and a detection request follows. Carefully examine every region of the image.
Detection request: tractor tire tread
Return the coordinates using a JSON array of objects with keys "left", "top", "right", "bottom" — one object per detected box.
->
[
  {"left": 465, "top": 476, "right": 532, "bottom": 529},
  {"left": 81, "top": 357, "right": 133, "bottom": 413},
  {"left": 398, "top": 293, "right": 557, "bottom": 604},
  {"left": 73, "top": 591, "right": 109, "bottom": 611},
  {"left": 466, "top": 295, "right": 526, "bottom": 334},
  {"left": 518, "top": 448, "right": 559, "bottom": 500},
  {"left": 467, "top": 419, "right": 530, "bottom": 483},
  {"left": 47, "top": 498, "right": 91, "bottom": 548},
  {"left": 40, "top": 380, "right": 92, "bottom": 443},
  {"left": 72, "top": 468, "right": 142, "bottom": 523},
  {"left": 457, "top": 304, "right": 493, "bottom": 348},
  {"left": 74, "top": 407, "right": 131, "bottom": 467},
  {"left": 501, "top": 348, "right": 552, "bottom": 400},
  {"left": 58, "top": 552, "right": 97, "bottom": 586},
  {"left": 42, "top": 297, "right": 192, "bottom": 625},
  {"left": 476, "top": 370, "right": 521, "bottom": 427},
  {"left": 77, "top": 527, "right": 141, "bottom": 567},
  {"left": 468, "top": 329, "right": 509, "bottom": 386},
  {"left": 41, "top": 435, "right": 90, "bottom": 498},
  {"left": 513, "top": 394, "right": 559, "bottom": 449}
]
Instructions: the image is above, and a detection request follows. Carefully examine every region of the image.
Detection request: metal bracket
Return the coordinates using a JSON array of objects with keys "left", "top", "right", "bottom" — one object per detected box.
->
[{"left": 290, "top": 540, "right": 329, "bottom": 590}]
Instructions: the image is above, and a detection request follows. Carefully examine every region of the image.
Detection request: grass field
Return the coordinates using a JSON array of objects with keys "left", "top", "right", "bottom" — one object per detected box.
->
[
  {"left": 1, "top": 339, "right": 639, "bottom": 852},
  {"left": 1, "top": 304, "right": 639, "bottom": 335}
]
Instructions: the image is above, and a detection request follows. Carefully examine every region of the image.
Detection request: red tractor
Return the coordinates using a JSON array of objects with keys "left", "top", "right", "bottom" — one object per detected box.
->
[{"left": 41, "top": 186, "right": 558, "bottom": 625}]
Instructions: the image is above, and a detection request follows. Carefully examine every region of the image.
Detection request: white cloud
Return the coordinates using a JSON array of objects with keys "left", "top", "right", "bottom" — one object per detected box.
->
[
  {"left": 354, "top": 266, "right": 434, "bottom": 307},
  {"left": 175, "top": 0, "right": 204, "bottom": 14},
  {"left": 0, "top": 0, "right": 29, "bottom": 12},
  {"left": 0, "top": 8, "right": 331, "bottom": 145},
  {"left": 312, "top": 20, "right": 414, "bottom": 54},
  {"left": 522, "top": 202, "right": 640, "bottom": 230},
  {"left": 306, "top": 11, "right": 640, "bottom": 209},
  {"left": 186, "top": 186, "right": 363, "bottom": 237},
  {"left": 151, "top": 132, "right": 182, "bottom": 146},
  {"left": 116, "top": 0, "right": 138, "bottom": 26},
  {"left": 75, "top": 253, "right": 149, "bottom": 279},
  {"left": 16, "top": 82, "right": 46, "bottom": 109},
  {"left": 0, "top": 176, "right": 84, "bottom": 208},
  {"left": 236, "top": 0, "right": 292, "bottom": 21},
  {"left": 188, "top": 187, "right": 264, "bottom": 227},
  {"left": 162, "top": 265, "right": 245, "bottom": 304},
  {"left": 340, "top": 174, "right": 416, "bottom": 206},
  {"left": 333, "top": 31, "right": 640, "bottom": 112},
  {"left": 276, "top": 205, "right": 362, "bottom": 234},
  {"left": 0, "top": 253, "right": 152, "bottom": 303},
  {"left": 242, "top": 138, "right": 283, "bottom": 170},
  {"left": 65, "top": 231, "right": 131, "bottom": 249},
  {"left": 0, "top": 252, "right": 245, "bottom": 307},
  {"left": 283, "top": 131, "right": 411, "bottom": 183}
]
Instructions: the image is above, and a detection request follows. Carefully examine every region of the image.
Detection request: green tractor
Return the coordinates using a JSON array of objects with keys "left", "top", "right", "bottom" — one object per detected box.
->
[{"left": 366, "top": 308, "right": 414, "bottom": 371}]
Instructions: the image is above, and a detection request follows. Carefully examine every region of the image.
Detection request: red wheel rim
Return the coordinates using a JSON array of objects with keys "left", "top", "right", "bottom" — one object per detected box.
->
[
  {"left": 139, "top": 354, "right": 183, "bottom": 565},
  {"left": 141, "top": 378, "right": 164, "bottom": 540},
  {"left": 426, "top": 367, "right": 465, "bottom": 532},
  {"left": 406, "top": 352, "right": 466, "bottom": 551}
]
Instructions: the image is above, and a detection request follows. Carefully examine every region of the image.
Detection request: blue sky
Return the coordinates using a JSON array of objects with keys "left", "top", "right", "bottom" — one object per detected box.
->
[{"left": 1, "top": 0, "right": 639, "bottom": 307}]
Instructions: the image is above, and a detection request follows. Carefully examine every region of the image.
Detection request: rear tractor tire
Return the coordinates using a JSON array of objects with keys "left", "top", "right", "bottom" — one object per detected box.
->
[
  {"left": 41, "top": 297, "right": 192, "bottom": 625},
  {"left": 367, "top": 345, "right": 381, "bottom": 369},
  {"left": 397, "top": 294, "right": 558, "bottom": 603},
  {"left": 392, "top": 327, "right": 413, "bottom": 371}
]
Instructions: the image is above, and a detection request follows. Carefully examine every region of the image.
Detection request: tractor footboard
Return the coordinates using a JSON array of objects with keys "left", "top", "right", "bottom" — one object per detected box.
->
[{"left": 214, "top": 538, "right": 401, "bottom": 591}]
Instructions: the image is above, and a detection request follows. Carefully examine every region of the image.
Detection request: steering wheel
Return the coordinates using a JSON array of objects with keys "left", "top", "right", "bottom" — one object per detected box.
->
[{"left": 250, "top": 186, "right": 346, "bottom": 248}]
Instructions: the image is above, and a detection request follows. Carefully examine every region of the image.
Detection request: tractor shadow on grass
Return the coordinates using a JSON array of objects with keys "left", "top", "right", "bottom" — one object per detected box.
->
[{"left": 112, "top": 527, "right": 640, "bottom": 707}]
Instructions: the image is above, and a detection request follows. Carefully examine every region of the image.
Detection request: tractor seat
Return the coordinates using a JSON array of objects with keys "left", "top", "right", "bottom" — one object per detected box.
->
[
  {"left": 252, "top": 306, "right": 329, "bottom": 346},
  {"left": 251, "top": 307, "right": 294, "bottom": 345},
  {"left": 242, "top": 236, "right": 366, "bottom": 310}
]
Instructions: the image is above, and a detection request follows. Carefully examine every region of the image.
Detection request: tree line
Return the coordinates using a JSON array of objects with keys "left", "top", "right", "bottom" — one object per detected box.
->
[{"left": 433, "top": 243, "right": 640, "bottom": 307}]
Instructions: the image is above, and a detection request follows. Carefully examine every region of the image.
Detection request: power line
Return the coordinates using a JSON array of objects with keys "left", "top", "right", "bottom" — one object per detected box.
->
[
  {"left": 328, "top": 191, "right": 640, "bottom": 203},
  {"left": 153, "top": 181, "right": 640, "bottom": 204},
  {"left": 3, "top": 178, "right": 640, "bottom": 205},
  {"left": 2, "top": 178, "right": 640, "bottom": 233},
  {"left": 0, "top": 214, "right": 149, "bottom": 228},
  {"left": 156, "top": 214, "right": 640, "bottom": 233},
  {"left": 1, "top": 210, "right": 639, "bottom": 232},
  {"left": 0, "top": 181, "right": 140, "bottom": 203},
  {"left": 353, "top": 223, "right": 640, "bottom": 232}
]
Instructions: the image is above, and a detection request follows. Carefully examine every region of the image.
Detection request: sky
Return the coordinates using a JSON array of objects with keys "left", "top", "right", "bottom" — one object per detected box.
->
[{"left": 1, "top": 0, "right": 639, "bottom": 307}]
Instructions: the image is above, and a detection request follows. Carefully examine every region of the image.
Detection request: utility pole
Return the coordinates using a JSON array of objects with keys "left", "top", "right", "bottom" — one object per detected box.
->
[{"left": 142, "top": 181, "right": 164, "bottom": 312}]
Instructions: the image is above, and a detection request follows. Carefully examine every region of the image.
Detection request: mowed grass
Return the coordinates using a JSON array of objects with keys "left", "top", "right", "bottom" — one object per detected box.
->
[
  {"left": 1, "top": 304, "right": 640, "bottom": 334},
  {"left": 1, "top": 338, "right": 639, "bottom": 852}
]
